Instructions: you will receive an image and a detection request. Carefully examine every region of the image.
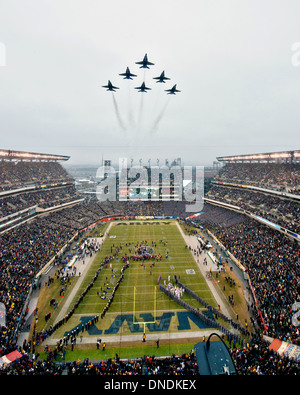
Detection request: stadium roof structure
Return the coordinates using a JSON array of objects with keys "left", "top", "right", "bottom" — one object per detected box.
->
[
  {"left": 217, "top": 150, "right": 300, "bottom": 164},
  {"left": 0, "top": 149, "right": 70, "bottom": 162}
]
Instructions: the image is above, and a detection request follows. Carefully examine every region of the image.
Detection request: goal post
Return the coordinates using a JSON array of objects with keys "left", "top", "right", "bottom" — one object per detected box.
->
[{"left": 133, "top": 286, "right": 157, "bottom": 331}]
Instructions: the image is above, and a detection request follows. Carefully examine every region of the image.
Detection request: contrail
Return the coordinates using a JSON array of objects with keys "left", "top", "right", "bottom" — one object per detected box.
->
[
  {"left": 149, "top": 96, "right": 171, "bottom": 134},
  {"left": 137, "top": 69, "right": 149, "bottom": 134},
  {"left": 137, "top": 91, "right": 144, "bottom": 133},
  {"left": 112, "top": 93, "right": 126, "bottom": 131},
  {"left": 127, "top": 80, "right": 135, "bottom": 128},
  {"left": 151, "top": 83, "right": 161, "bottom": 116},
  {"left": 136, "top": 69, "right": 146, "bottom": 132}
]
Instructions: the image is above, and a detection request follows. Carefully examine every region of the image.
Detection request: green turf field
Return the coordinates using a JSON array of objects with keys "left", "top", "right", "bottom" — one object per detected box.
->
[{"left": 51, "top": 220, "right": 219, "bottom": 340}]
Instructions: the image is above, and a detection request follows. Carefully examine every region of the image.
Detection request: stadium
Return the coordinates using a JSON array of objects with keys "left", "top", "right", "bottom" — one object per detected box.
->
[
  {"left": 1, "top": 0, "right": 300, "bottom": 384},
  {"left": 0, "top": 148, "right": 299, "bottom": 376}
]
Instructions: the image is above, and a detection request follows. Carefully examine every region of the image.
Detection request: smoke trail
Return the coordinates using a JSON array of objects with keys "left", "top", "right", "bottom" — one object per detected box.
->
[
  {"left": 151, "top": 83, "right": 162, "bottom": 116},
  {"left": 127, "top": 80, "right": 135, "bottom": 128},
  {"left": 137, "top": 69, "right": 148, "bottom": 134},
  {"left": 112, "top": 93, "right": 126, "bottom": 131},
  {"left": 149, "top": 96, "right": 171, "bottom": 134},
  {"left": 137, "top": 91, "right": 144, "bottom": 133}
]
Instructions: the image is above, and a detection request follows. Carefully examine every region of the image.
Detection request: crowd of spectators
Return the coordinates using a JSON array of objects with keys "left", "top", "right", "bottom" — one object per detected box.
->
[
  {"left": 0, "top": 160, "right": 72, "bottom": 192},
  {"left": 0, "top": 215, "right": 78, "bottom": 358},
  {"left": 46, "top": 201, "right": 104, "bottom": 230},
  {"left": 192, "top": 202, "right": 246, "bottom": 228},
  {"left": 216, "top": 162, "right": 300, "bottom": 194},
  {"left": 205, "top": 216, "right": 300, "bottom": 343},
  {"left": 230, "top": 335, "right": 300, "bottom": 375},
  {"left": 0, "top": 351, "right": 200, "bottom": 375},
  {"left": 0, "top": 185, "right": 80, "bottom": 219},
  {"left": 97, "top": 200, "right": 193, "bottom": 218},
  {"left": 207, "top": 185, "right": 300, "bottom": 233},
  {"left": 73, "top": 198, "right": 194, "bottom": 220},
  {"left": 65, "top": 352, "right": 199, "bottom": 375},
  {"left": 1, "top": 335, "right": 300, "bottom": 375}
]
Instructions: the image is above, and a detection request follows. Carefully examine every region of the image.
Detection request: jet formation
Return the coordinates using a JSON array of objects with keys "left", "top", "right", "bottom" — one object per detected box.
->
[{"left": 102, "top": 53, "right": 181, "bottom": 95}]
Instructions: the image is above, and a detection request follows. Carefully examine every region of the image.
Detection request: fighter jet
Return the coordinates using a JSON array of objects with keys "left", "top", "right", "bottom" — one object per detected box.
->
[
  {"left": 102, "top": 80, "right": 119, "bottom": 92},
  {"left": 165, "top": 84, "right": 181, "bottom": 95},
  {"left": 134, "top": 82, "right": 151, "bottom": 93},
  {"left": 119, "top": 67, "right": 137, "bottom": 80},
  {"left": 153, "top": 71, "right": 170, "bottom": 83},
  {"left": 135, "top": 53, "right": 155, "bottom": 69}
]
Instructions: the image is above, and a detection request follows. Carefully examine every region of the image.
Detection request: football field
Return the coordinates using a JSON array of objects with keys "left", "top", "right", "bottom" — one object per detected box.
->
[{"left": 52, "top": 220, "right": 220, "bottom": 341}]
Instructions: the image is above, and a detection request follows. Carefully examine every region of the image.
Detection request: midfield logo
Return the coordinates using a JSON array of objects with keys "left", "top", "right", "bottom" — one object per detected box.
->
[{"left": 64, "top": 311, "right": 215, "bottom": 337}]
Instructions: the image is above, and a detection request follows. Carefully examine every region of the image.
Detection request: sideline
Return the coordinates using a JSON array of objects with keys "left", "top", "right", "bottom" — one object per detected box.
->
[
  {"left": 17, "top": 223, "right": 113, "bottom": 347},
  {"left": 44, "top": 329, "right": 222, "bottom": 346},
  {"left": 53, "top": 222, "right": 113, "bottom": 325},
  {"left": 175, "top": 221, "right": 233, "bottom": 320}
]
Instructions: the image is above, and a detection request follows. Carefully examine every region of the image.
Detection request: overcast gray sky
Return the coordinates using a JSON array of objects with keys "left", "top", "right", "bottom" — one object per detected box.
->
[{"left": 0, "top": 0, "right": 300, "bottom": 166}]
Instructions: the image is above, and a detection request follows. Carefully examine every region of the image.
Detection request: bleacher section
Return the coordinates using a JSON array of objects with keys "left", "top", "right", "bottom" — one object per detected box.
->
[{"left": 193, "top": 152, "right": 300, "bottom": 355}]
